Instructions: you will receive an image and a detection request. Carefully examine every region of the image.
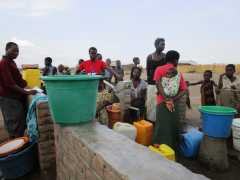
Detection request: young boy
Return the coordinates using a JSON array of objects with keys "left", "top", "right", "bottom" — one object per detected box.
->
[{"left": 189, "top": 70, "right": 217, "bottom": 106}]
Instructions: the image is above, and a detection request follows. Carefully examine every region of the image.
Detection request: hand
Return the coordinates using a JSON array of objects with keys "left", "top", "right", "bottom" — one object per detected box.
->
[
  {"left": 220, "top": 73, "right": 226, "bottom": 78},
  {"left": 215, "top": 88, "right": 220, "bottom": 94},
  {"left": 231, "top": 85, "right": 236, "bottom": 90},
  {"left": 165, "top": 100, "right": 175, "bottom": 112},
  {"left": 27, "top": 90, "right": 38, "bottom": 95}
]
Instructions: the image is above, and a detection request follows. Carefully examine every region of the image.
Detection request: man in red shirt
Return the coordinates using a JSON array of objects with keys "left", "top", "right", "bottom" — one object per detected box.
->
[
  {"left": 76, "top": 47, "right": 107, "bottom": 75},
  {"left": 0, "top": 42, "right": 37, "bottom": 139}
]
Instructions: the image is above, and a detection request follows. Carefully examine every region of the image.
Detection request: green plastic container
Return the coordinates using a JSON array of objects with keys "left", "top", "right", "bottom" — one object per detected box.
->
[
  {"left": 41, "top": 75, "right": 102, "bottom": 124},
  {"left": 199, "top": 106, "right": 237, "bottom": 115}
]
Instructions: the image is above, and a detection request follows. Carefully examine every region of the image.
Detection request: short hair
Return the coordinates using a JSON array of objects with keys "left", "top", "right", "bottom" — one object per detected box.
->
[
  {"left": 165, "top": 50, "right": 180, "bottom": 64},
  {"left": 45, "top": 57, "right": 52, "bottom": 63},
  {"left": 130, "top": 66, "right": 142, "bottom": 79},
  {"left": 89, "top": 47, "right": 97, "bottom": 53},
  {"left": 204, "top": 70, "right": 213, "bottom": 76},
  {"left": 226, "top": 64, "right": 235, "bottom": 71},
  {"left": 6, "top": 42, "right": 18, "bottom": 51},
  {"left": 154, "top": 38, "right": 165, "bottom": 47}
]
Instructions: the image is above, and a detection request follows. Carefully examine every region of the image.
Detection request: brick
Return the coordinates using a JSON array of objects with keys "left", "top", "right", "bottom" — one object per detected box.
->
[
  {"left": 86, "top": 168, "right": 102, "bottom": 180},
  {"left": 38, "top": 116, "right": 53, "bottom": 125},
  {"left": 103, "top": 165, "right": 122, "bottom": 180},
  {"left": 37, "top": 101, "right": 49, "bottom": 109},
  {"left": 73, "top": 159, "right": 86, "bottom": 179},
  {"left": 37, "top": 109, "right": 51, "bottom": 119},
  {"left": 38, "top": 123, "right": 54, "bottom": 133},
  {"left": 38, "top": 132, "right": 55, "bottom": 142},
  {"left": 39, "top": 153, "right": 56, "bottom": 162},
  {"left": 79, "top": 145, "right": 93, "bottom": 165},
  {"left": 91, "top": 154, "right": 105, "bottom": 178},
  {"left": 38, "top": 147, "right": 55, "bottom": 157},
  {"left": 38, "top": 139, "right": 55, "bottom": 149}
]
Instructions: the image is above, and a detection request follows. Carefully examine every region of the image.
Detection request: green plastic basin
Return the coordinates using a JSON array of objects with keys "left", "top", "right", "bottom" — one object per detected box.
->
[
  {"left": 41, "top": 75, "right": 102, "bottom": 124},
  {"left": 199, "top": 106, "right": 237, "bottom": 115}
]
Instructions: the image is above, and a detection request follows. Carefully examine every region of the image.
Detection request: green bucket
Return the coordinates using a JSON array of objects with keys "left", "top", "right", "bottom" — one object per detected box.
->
[
  {"left": 41, "top": 75, "right": 102, "bottom": 124},
  {"left": 199, "top": 106, "right": 237, "bottom": 115}
]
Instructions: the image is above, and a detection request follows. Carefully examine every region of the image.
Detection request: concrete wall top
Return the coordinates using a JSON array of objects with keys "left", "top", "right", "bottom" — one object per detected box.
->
[{"left": 60, "top": 121, "right": 209, "bottom": 180}]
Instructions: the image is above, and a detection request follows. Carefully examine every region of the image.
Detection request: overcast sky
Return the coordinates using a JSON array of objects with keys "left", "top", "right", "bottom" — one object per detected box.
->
[{"left": 0, "top": 0, "right": 239, "bottom": 67}]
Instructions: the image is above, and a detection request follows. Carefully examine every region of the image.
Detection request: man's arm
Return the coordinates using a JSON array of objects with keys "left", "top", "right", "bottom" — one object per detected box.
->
[
  {"left": 0, "top": 67, "right": 36, "bottom": 95},
  {"left": 146, "top": 55, "right": 151, "bottom": 81},
  {"left": 218, "top": 73, "right": 225, "bottom": 89}
]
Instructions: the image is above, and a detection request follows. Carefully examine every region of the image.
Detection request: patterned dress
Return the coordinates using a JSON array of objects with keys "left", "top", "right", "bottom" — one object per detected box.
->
[{"left": 200, "top": 80, "right": 216, "bottom": 106}]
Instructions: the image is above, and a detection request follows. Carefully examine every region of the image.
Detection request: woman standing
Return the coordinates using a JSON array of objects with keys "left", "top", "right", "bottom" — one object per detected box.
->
[
  {"left": 153, "top": 50, "right": 187, "bottom": 151},
  {"left": 130, "top": 67, "right": 147, "bottom": 122}
]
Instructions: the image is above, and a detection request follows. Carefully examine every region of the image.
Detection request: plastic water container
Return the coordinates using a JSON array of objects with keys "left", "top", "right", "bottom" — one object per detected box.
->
[
  {"left": 22, "top": 69, "right": 41, "bottom": 88},
  {"left": 106, "top": 105, "right": 121, "bottom": 129},
  {"left": 134, "top": 120, "right": 153, "bottom": 146},
  {"left": 232, "top": 118, "right": 240, "bottom": 151},
  {"left": 180, "top": 128, "right": 203, "bottom": 158},
  {"left": 113, "top": 122, "right": 137, "bottom": 140},
  {"left": 41, "top": 75, "right": 102, "bottom": 124},
  {"left": 149, "top": 144, "right": 175, "bottom": 161},
  {"left": 199, "top": 106, "right": 237, "bottom": 138},
  {"left": 0, "top": 141, "right": 37, "bottom": 179}
]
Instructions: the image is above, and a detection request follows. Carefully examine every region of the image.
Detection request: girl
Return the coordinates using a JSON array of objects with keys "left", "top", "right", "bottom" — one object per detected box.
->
[{"left": 189, "top": 70, "right": 217, "bottom": 106}]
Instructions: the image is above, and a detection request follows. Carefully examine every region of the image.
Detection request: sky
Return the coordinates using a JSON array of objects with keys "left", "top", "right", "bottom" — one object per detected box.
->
[{"left": 0, "top": 0, "right": 240, "bottom": 67}]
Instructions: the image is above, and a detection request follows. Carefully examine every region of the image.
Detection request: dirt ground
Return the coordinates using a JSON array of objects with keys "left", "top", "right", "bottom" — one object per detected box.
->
[{"left": 0, "top": 73, "right": 239, "bottom": 180}]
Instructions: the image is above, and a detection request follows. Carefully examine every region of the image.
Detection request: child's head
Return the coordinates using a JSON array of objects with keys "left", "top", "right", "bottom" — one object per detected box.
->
[
  {"left": 166, "top": 67, "right": 178, "bottom": 78},
  {"left": 203, "top": 70, "right": 213, "bottom": 81}
]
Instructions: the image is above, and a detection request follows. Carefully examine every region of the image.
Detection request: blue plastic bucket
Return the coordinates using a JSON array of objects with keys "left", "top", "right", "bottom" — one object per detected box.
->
[
  {"left": 0, "top": 141, "right": 37, "bottom": 179},
  {"left": 199, "top": 106, "right": 237, "bottom": 138},
  {"left": 180, "top": 128, "right": 203, "bottom": 158}
]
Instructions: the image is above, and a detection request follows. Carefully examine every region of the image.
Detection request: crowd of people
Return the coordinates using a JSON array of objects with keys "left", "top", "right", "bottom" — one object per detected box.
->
[{"left": 0, "top": 39, "right": 240, "bottom": 154}]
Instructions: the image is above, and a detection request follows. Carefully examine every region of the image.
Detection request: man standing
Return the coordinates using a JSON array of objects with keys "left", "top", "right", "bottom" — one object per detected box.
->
[
  {"left": 42, "top": 57, "right": 57, "bottom": 76},
  {"left": 76, "top": 47, "right": 106, "bottom": 75},
  {"left": 146, "top": 38, "right": 166, "bottom": 122},
  {"left": 146, "top": 38, "right": 166, "bottom": 84},
  {"left": 0, "top": 42, "right": 37, "bottom": 139}
]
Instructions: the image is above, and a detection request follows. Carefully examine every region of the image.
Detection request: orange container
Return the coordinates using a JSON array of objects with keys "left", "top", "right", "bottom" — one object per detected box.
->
[
  {"left": 134, "top": 120, "right": 153, "bottom": 146},
  {"left": 106, "top": 105, "right": 122, "bottom": 129}
]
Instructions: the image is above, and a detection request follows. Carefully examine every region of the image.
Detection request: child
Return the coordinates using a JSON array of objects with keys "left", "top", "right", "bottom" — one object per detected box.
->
[
  {"left": 157, "top": 67, "right": 180, "bottom": 112},
  {"left": 189, "top": 70, "right": 217, "bottom": 106}
]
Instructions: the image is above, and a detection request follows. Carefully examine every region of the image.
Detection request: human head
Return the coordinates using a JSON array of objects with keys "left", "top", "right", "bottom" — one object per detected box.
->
[
  {"left": 106, "top": 58, "right": 111, "bottom": 66},
  {"left": 116, "top": 60, "right": 121, "bottom": 68},
  {"left": 133, "top": 57, "right": 140, "bottom": 66},
  {"left": 78, "top": 59, "right": 84, "bottom": 65},
  {"left": 131, "top": 67, "right": 142, "bottom": 80},
  {"left": 225, "top": 64, "right": 236, "bottom": 78},
  {"left": 5, "top": 42, "right": 19, "bottom": 60},
  {"left": 203, "top": 70, "right": 213, "bottom": 81},
  {"left": 58, "top": 64, "right": 65, "bottom": 73},
  {"left": 89, "top": 47, "right": 98, "bottom": 60},
  {"left": 165, "top": 50, "right": 180, "bottom": 67},
  {"left": 96, "top": 53, "right": 102, "bottom": 60},
  {"left": 44, "top": 57, "right": 52, "bottom": 66},
  {"left": 154, "top": 38, "right": 165, "bottom": 52}
]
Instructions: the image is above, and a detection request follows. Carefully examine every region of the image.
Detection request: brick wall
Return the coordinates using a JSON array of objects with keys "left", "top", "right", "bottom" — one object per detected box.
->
[
  {"left": 36, "top": 100, "right": 56, "bottom": 172},
  {"left": 54, "top": 122, "right": 209, "bottom": 180}
]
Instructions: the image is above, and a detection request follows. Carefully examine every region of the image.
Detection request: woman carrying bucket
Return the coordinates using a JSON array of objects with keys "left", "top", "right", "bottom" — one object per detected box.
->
[{"left": 153, "top": 50, "right": 187, "bottom": 151}]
